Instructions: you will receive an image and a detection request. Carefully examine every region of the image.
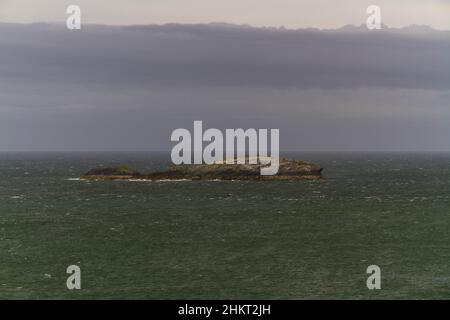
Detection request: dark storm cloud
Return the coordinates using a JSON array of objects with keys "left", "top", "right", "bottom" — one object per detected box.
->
[
  {"left": 1, "top": 23, "right": 450, "bottom": 91},
  {"left": 1, "top": 23, "right": 450, "bottom": 151}
]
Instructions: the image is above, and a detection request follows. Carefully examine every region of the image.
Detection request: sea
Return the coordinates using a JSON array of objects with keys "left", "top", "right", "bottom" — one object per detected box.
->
[{"left": 0, "top": 151, "right": 449, "bottom": 299}]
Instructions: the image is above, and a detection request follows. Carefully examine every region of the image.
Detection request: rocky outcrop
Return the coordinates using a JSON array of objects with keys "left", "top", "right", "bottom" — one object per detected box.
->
[
  {"left": 84, "top": 165, "right": 141, "bottom": 177},
  {"left": 82, "top": 165, "right": 141, "bottom": 180},
  {"left": 81, "top": 158, "right": 324, "bottom": 181}
]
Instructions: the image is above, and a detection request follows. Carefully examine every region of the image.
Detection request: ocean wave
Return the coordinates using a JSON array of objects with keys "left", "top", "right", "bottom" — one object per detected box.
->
[
  {"left": 124, "top": 179, "right": 191, "bottom": 182},
  {"left": 154, "top": 179, "right": 191, "bottom": 182}
]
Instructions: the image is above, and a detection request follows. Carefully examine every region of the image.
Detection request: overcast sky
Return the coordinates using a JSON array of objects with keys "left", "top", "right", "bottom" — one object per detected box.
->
[
  {"left": 0, "top": 0, "right": 450, "bottom": 30},
  {"left": 1, "top": 22, "right": 449, "bottom": 151},
  {"left": 0, "top": 2, "right": 449, "bottom": 151}
]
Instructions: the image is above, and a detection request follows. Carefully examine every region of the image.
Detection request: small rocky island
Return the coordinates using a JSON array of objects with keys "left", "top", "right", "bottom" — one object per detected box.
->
[{"left": 81, "top": 158, "right": 324, "bottom": 181}]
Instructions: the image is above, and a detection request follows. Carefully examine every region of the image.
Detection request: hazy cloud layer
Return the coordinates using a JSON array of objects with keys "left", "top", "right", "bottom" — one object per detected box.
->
[
  {"left": 1, "top": 0, "right": 450, "bottom": 30},
  {"left": 0, "top": 23, "right": 449, "bottom": 151},
  {"left": 2, "top": 23, "right": 450, "bottom": 90}
]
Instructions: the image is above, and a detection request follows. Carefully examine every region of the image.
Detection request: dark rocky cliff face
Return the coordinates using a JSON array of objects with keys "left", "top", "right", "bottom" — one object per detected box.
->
[{"left": 81, "top": 159, "right": 324, "bottom": 181}]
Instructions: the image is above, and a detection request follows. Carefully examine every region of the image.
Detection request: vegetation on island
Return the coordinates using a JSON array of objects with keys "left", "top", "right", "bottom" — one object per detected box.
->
[{"left": 81, "top": 158, "right": 324, "bottom": 181}]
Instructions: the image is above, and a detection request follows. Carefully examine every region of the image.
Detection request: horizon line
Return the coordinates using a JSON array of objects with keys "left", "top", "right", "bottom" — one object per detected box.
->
[
  {"left": 1, "top": 150, "right": 450, "bottom": 153},
  {"left": 1, "top": 21, "right": 449, "bottom": 32}
]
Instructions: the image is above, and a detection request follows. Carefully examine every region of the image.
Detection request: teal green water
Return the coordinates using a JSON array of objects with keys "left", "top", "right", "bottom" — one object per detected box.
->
[{"left": 0, "top": 152, "right": 449, "bottom": 299}]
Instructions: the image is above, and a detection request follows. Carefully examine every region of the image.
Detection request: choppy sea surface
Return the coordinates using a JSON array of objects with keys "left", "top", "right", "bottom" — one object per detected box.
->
[{"left": 0, "top": 152, "right": 449, "bottom": 299}]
